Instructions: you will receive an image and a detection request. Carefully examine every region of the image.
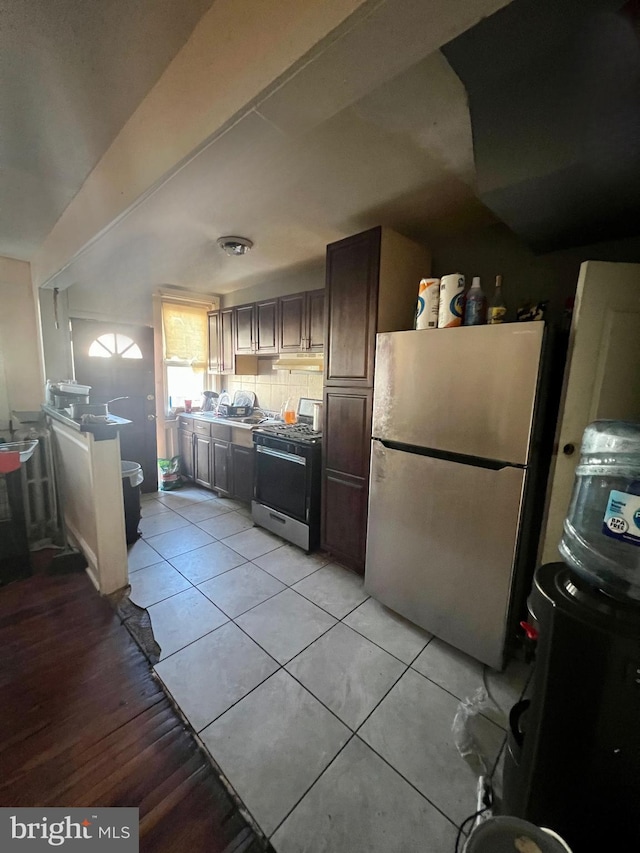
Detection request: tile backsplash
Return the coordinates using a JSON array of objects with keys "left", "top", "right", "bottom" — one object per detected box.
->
[{"left": 224, "top": 359, "right": 323, "bottom": 414}]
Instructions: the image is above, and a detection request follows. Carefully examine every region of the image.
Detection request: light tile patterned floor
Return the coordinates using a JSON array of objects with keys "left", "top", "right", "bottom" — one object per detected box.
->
[{"left": 132, "top": 487, "right": 530, "bottom": 852}]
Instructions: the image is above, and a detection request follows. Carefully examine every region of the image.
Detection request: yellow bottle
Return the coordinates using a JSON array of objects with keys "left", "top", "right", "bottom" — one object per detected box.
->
[{"left": 487, "top": 275, "right": 507, "bottom": 324}]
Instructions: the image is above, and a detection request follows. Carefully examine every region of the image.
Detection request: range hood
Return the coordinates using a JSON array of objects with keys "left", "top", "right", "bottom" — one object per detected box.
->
[{"left": 272, "top": 353, "right": 324, "bottom": 373}]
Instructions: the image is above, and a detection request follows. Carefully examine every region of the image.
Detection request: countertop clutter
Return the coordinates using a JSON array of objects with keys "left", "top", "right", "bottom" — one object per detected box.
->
[
  {"left": 175, "top": 412, "right": 280, "bottom": 431},
  {"left": 42, "top": 405, "right": 131, "bottom": 441}
]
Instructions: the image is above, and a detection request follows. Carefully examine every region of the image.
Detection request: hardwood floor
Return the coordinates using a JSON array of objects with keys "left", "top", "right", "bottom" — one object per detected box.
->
[{"left": 0, "top": 571, "right": 266, "bottom": 853}]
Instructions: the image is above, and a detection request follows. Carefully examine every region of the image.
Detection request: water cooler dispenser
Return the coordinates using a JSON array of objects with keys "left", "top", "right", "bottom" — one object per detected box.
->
[{"left": 503, "top": 421, "right": 640, "bottom": 849}]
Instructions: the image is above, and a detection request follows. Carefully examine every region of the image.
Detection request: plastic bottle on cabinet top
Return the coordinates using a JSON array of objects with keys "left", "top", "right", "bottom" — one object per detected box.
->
[
  {"left": 487, "top": 275, "right": 507, "bottom": 324},
  {"left": 463, "top": 277, "right": 486, "bottom": 326},
  {"left": 559, "top": 420, "right": 640, "bottom": 601}
]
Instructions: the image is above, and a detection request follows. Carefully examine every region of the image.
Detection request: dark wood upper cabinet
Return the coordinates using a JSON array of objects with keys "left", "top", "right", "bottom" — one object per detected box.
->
[
  {"left": 278, "top": 294, "right": 306, "bottom": 352},
  {"left": 220, "top": 308, "right": 235, "bottom": 373},
  {"left": 255, "top": 299, "right": 278, "bottom": 354},
  {"left": 278, "top": 289, "right": 325, "bottom": 353},
  {"left": 325, "top": 229, "right": 381, "bottom": 386},
  {"left": 208, "top": 309, "right": 236, "bottom": 375},
  {"left": 208, "top": 312, "right": 220, "bottom": 373},
  {"left": 233, "top": 300, "right": 279, "bottom": 355},
  {"left": 306, "top": 290, "right": 325, "bottom": 351},
  {"left": 234, "top": 304, "right": 255, "bottom": 355}
]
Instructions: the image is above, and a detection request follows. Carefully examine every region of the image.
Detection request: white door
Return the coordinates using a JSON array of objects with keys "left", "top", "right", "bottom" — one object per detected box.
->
[{"left": 540, "top": 261, "right": 640, "bottom": 565}]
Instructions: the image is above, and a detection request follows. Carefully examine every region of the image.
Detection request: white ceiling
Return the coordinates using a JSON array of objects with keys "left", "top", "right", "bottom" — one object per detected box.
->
[
  {"left": 4, "top": 0, "right": 511, "bottom": 321},
  {"left": 0, "top": 0, "right": 214, "bottom": 260},
  {"left": 58, "top": 50, "right": 496, "bottom": 323}
]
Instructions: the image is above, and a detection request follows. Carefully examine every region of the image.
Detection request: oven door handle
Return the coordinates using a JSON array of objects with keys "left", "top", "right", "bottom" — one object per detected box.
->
[{"left": 256, "top": 445, "right": 306, "bottom": 465}]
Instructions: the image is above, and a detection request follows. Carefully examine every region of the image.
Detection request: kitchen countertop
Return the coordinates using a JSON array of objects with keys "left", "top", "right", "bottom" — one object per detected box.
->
[
  {"left": 177, "top": 413, "right": 278, "bottom": 431},
  {"left": 42, "top": 405, "right": 132, "bottom": 441}
]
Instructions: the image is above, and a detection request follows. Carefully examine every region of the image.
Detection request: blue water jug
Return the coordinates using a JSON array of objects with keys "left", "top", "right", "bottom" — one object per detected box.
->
[{"left": 559, "top": 420, "right": 640, "bottom": 600}]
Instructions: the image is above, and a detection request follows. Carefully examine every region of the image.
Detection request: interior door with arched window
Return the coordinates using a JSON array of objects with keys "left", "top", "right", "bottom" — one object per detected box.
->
[{"left": 71, "top": 319, "right": 158, "bottom": 492}]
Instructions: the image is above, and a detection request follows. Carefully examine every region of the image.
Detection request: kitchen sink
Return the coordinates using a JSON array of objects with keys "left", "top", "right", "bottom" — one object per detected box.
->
[{"left": 191, "top": 413, "right": 279, "bottom": 426}]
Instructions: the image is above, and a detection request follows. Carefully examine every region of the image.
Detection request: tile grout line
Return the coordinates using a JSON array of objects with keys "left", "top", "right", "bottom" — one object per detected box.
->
[
  {"left": 138, "top": 516, "right": 487, "bottom": 837},
  {"left": 351, "top": 733, "right": 461, "bottom": 832},
  {"left": 266, "top": 731, "right": 358, "bottom": 841},
  {"left": 407, "top": 665, "right": 510, "bottom": 733},
  {"left": 261, "top": 620, "right": 467, "bottom": 837},
  {"left": 150, "top": 663, "right": 272, "bottom": 845},
  {"left": 194, "top": 730, "right": 272, "bottom": 846},
  {"left": 190, "top": 615, "right": 445, "bottom": 837},
  {"left": 337, "top": 618, "right": 432, "bottom": 666},
  {"left": 154, "top": 619, "right": 232, "bottom": 664},
  {"left": 147, "top": 531, "right": 521, "bottom": 732},
  {"left": 197, "top": 579, "right": 287, "bottom": 622}
]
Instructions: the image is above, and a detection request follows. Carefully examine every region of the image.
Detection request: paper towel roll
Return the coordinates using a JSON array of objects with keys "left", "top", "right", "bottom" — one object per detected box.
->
[
  {"left": 438, "top": 274, "right": 465, "bottom": 328},
  {"left": 415, "top": 278, "right": 440, "bottom": 330}
]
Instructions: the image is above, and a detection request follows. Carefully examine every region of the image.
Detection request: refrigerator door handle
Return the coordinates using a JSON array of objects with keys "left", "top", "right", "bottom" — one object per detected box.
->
[{"left": 374, "top": 438, "right": 524, "bottom": 471}]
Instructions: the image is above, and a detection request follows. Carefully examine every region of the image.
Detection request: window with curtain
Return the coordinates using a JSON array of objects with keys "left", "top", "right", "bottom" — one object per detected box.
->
[{"left": 162, "top": 300, "right": 209, "bottom": 408}]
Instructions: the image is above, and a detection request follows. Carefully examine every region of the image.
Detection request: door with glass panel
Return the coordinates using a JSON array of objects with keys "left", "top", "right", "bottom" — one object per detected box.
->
[{"left": 71, "top": 319, "right": 158, "bottom": 492}]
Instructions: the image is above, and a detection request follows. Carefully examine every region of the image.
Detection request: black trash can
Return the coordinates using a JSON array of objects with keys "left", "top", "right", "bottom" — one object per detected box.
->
[{"left": 121, "top": 461, "right": 144, "bottom": 545}]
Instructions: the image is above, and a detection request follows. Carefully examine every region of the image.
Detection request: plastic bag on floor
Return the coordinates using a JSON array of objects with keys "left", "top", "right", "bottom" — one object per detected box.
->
[
  {"left": 158, "top": 456, "right": 183, "bottom": 491},
  {"left": 452, "top": 687, "right": 494, "bottom": 775}
]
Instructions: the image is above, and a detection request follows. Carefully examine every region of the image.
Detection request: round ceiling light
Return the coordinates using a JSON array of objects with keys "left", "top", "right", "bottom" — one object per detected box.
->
[{"left": 217, "top": 236, "right": 253, "bottom": 256}]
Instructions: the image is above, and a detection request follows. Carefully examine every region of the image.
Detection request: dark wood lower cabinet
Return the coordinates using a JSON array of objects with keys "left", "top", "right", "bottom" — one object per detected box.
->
[
  {"left": 178, "top": 428, "right": 194, "bottom": 480},
  {"left": 323, "top": 390, "right": 372, "bottom": 478},
  {"left": 194, "top": 434, "right": 212, "bottom": 488},
  {"left": 322, "top": 388, "right": 373, "bottom": 574},
  {"left": 322, "top": 472, "right": 369, "bottom": 573},
  {"left": 178, "top": 419, "right": 255, "bottom": 502},
  {"left": 231, "top": 444, "right": 255, "bottom": 504},
  {"left": 212, "top": 439, "right": 231, "bottom": 496}
]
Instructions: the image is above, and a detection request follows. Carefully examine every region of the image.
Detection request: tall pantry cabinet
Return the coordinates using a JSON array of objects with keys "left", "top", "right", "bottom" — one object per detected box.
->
[{"left": 322, "top": 226, "right": 431, "bottom": 574}]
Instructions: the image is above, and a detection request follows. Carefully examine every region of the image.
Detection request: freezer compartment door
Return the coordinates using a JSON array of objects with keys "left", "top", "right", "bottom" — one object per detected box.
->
[
  {"left": 373, "top": 322, "right": 544, "bottom": 464},
  {"left": 365, "top": 441, "right": 526, "bottom": 669}
]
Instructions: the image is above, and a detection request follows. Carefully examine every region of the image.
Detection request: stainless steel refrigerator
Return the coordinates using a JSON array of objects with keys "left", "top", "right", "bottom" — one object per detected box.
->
[{"left": 365, "top": 321, "right": 547, "bottom": 669}]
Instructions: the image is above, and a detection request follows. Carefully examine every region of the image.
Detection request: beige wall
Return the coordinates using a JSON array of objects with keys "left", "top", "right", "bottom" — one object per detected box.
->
[
  {"left": 226, "top": 359, "right": 323, "bottom": 416},
  {"left": 0, "top": 256, "right": 43, "bottom": 426},
  {"left": 221, "top": 260, "right": 325, "bottom": 309}
]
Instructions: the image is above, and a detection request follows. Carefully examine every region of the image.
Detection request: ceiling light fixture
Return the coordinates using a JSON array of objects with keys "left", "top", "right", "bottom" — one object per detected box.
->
[{"left": 217, "top": 236, "right": 253, "bottom": 256}]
